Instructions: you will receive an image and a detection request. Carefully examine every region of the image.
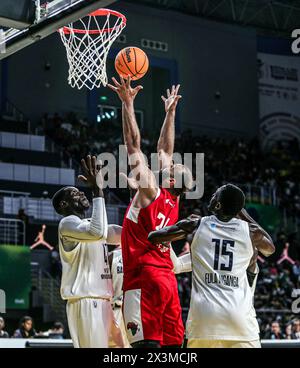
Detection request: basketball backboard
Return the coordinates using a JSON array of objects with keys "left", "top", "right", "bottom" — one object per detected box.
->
[{"left": 0, "top": 0, "right": 117, "bottom": 60}]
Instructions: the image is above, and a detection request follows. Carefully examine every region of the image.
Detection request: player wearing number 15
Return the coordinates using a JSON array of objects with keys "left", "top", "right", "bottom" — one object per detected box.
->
[
  {"left": 108, "top": 76, "right": 193, "bottom": 348},
  {"left": 149, "top": 184, "right": 275, "bottom": 348}
]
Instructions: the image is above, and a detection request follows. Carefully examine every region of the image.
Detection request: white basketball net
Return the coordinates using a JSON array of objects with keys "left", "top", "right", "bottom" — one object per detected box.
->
[{"left": 59, "top": 9, "right": 126, "bottom": 90}]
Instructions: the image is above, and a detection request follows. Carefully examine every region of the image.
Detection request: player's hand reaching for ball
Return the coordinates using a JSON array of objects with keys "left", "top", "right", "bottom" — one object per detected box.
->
[
  {"left": 108, "top": 76, "right": 143, "bottom": 105},
  {"left": 162, "top": 84, "right": 182, "bottom": 113},
  {"left": 78, "top": 155, "right": 104, "bottom": 198}
]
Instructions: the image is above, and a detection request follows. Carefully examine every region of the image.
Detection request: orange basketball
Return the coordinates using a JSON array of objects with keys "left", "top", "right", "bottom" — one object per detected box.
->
[{"left": 115, "top": 47, "right": 149, "bottom": 81}]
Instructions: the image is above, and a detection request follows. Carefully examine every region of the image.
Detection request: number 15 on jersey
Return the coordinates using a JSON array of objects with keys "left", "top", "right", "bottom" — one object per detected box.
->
[{"left": 212, "top": 238, "right": 235, "bottom": 272}]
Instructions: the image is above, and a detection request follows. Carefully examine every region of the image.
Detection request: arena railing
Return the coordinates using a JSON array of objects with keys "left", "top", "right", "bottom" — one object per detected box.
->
[
  {"left": 31, "top": 262, "right": 67, "bottom": 325},
  {"left": 2, "top": 98, "right": 30, "bottom": 127},
  {"left": 0, "top": 189, "right": 62, "bottom": 221},
  {"left": 0, "top": 217, "right": 25, "bottom": 245},
  {"left": 0, "top": 162, "right": 75, "bottom": 186},
  {"left": 0, "top": 131, "right": 45, "bottom": 151},
  {"left": 0, "top": 190, "right": 126, "bottom": 224}
]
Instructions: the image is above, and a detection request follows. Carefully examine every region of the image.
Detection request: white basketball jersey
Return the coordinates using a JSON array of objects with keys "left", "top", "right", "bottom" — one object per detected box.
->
[
  {"left": 111, "top": 248, "right": 124, "bottom": 306},
  {"left": 59, "top": 217, "right": 113, "bottom": 300},
  {"left": 187, "top": 215, "right": 259, "bottom": 341}
]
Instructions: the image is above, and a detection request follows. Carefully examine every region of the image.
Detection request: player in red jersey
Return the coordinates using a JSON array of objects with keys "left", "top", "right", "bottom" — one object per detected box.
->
[{"left": 108, "top": 77, "right": 193, "bottom": 348}]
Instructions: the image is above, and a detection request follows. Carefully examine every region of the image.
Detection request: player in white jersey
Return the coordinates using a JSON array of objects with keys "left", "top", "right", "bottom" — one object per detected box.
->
[
  {"left": 52, "top": 155, "right": 122, "bottom": 348},
  {"left": 108, "top": 246, "right": 131, "bottom": 348},
  {"left": 148, "top": 184, "right": 275, "bottom": 348}
]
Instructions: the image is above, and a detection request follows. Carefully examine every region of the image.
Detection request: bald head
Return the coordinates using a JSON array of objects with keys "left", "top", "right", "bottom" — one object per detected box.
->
[
  {"left": 161, "top": 164, "right": 194, "bottom": 196},
  {"left": 52, "top": 187, "right": 90, "bottom": 217}
]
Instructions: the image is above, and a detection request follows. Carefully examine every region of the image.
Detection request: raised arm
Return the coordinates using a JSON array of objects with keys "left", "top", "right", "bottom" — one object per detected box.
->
[
  {"left": 157, "top": 84, "right": 182, "bottom": 170},
  {"left": 122, "top": 91, "right": 141, "bottom": 157},
  {"left": 108, "top": 77, "right": 143, "bottom": 156},
  {"left": 108, "top": 77, "right": 157, "bottom": 201},
  {"left": 60, "top": 155, "right": 107, "bottom": 249}
]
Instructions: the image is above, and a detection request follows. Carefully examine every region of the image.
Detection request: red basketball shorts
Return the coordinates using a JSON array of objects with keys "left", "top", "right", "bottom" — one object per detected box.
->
[{"left": 123, "top": 266, "right": 184, "bottom": 346}]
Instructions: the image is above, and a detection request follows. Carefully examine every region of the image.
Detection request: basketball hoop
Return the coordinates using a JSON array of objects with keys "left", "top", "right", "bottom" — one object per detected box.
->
[{"left": 59, "top": 9, "right": 126, "bottom": 90}]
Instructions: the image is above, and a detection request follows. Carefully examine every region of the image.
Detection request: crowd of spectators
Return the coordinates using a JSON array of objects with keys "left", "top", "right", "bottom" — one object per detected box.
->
[
  {"left": 176, "top": 132, "right": 300, "bottom": 223},
  {"left": 39, "top": 112, "right": 300, "bottom": 220},
  {"left": 262, "top": 319, "right": 300, "bottom": 340},
  {"left": 0, "top": 316, "right": 65, "bottom": 339},
  {"left": 39, "top": 112, "right": 124, "bottom": 168}
]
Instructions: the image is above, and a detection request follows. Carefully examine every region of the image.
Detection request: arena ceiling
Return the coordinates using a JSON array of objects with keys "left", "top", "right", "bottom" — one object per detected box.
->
[{"left": 125, "top": 0, "right": 300, "bottom": 36}]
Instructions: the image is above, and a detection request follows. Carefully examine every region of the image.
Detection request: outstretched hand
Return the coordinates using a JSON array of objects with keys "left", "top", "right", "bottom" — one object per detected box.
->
[
  {"left": 161, "top": 84, "right": 182, "bottom": 113},
  {"left": 78, "top": 155, "right": 103, "bottom": 197},
  {"left": 107, "top": 76, "right": 143, "bottom": 104}
]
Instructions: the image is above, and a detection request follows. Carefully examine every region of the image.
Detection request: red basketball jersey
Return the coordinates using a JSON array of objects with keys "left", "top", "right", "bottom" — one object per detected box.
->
[{"left": 122, "top": 187, "right": 179, "bottom": 290}]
